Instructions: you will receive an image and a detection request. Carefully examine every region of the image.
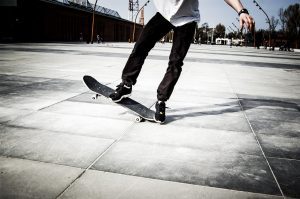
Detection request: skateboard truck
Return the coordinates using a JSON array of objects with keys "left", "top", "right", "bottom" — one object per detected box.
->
[
  {"left": 92, "top": 93, "right": 100, "bottom": 100},
  {"left": 135, "top": 116, "right": 145, "bottom": 123}
]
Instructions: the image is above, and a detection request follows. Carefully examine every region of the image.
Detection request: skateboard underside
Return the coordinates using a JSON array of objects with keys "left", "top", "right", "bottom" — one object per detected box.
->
[{"left": 83, "top": 75, "right": 155, "bottom": 122}]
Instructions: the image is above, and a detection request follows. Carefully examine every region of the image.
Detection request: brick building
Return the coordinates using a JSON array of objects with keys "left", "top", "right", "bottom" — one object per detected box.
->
[{"left": 0, "top": 0, "right": 143, "bottom": 42}]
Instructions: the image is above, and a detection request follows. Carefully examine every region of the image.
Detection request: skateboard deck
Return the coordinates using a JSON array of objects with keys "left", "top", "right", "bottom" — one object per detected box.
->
[{"left": 83, "top": 75, "right": 155, "bottom": 122}]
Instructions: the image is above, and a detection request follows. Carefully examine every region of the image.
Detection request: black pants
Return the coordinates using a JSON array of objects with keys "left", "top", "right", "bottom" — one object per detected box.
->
[{"left": 122, "top": 12, "right": 196, "bottom": 101}]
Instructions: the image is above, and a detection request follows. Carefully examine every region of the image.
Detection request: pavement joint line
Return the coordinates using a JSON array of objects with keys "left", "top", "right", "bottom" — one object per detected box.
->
[
  {"left": 223, "top": 67, "right": 287, "bottom": 199},
  {"left": 0, "top": 155, "right": 83, "bottom": 169},
  {"left": 55, "top": 98, "right": 157, "bottom": 199},
  {"left": 55, "top": 117, "right": 139, "bottom": 198},
  {"left": 236, "top": 99, "right": 287, "bottom": 199},
  {"left": 75, "top": 168, "right": 284, "bottom": 199},
  {"left": 37, "top": 92, "right": 86, "bottom": 111},
  {"left": 0, "top": 155, "right": 85, "bottom": 171}
]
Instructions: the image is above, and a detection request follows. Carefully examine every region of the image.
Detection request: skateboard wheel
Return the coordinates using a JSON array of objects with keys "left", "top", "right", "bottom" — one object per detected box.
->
[{"left": 135, "top": 116, "right": 144, "bottom": 123}]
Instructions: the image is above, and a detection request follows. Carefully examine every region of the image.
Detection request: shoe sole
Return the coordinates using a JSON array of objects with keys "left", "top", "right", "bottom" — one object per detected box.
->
[
  {"left": 153, "top": 116, "right": 165, "bottom": 124},
  {"left": 111, "top": 93, "right": 131, "bottom": 103}
]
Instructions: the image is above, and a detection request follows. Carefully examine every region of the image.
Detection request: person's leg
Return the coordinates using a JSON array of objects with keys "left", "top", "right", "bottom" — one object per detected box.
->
[
  {"left": 110, "top": 13, "right": 173, "bottom": 102},
  {"left": 121, "top": 13, "right": 173, "bottom": 86},
  {"left": 157, "top": 22, "right": 196, "bottom": 101},
  {"left": 154, "top": 22, "right": 196, "bottom": 123}
]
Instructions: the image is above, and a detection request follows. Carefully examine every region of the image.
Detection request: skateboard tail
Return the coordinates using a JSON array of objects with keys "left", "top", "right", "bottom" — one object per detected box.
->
[{"left": 83, "top": 75, "right": 98, "bottom": 91}]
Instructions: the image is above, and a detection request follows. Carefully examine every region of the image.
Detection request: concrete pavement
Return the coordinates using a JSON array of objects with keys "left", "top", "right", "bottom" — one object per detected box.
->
[{"left": 0, "top": 42, "right": 299, "bottom": 199}]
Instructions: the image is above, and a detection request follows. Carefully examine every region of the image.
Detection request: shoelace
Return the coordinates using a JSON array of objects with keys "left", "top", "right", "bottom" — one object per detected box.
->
[
  {"left": 116, "top": 84, "right": 122, "bottom": 91},
  {"left": 116, "top": 82, "right": 131, "bottom": 91},
  {"left": 157, "top": 103, "right": 165, "bottom": 113},
  {"left": 116, "top": 82, "right": 125, "bottom": 91}
]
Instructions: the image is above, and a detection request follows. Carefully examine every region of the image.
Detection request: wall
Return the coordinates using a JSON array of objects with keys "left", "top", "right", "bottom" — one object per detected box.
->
[{"left": 0, "top": 0, "right": 143, "bottom": 42}]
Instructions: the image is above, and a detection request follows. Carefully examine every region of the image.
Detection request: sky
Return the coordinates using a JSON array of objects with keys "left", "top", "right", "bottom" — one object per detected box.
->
[{"left": 91, "top": 0, "right": 300, "bottom": 32}]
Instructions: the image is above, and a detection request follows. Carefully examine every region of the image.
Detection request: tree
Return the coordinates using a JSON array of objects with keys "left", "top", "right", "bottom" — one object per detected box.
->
[
  {"left": 255, "top": 29, "right": 265, "bottom": 48},
  {"left": 284, "top": 4, "right": 300, "bottom": 36},
  {"left": 270, "top": 16, "right": 279, "bottom": 32},
  {"left": 227, "top": 32, "right": 235, "bottom": 39},
  {"left": 278, "top": 8, "right": 286, "bottom": 32},
  {"left": 196, "top": 22, "right": 209, "bottom": 44},
  {"left": 215, "top": 23, "right": 225, "bottom": 38},
  {"left": 277, "top": 4, "right": 300, "bottom": 48}
]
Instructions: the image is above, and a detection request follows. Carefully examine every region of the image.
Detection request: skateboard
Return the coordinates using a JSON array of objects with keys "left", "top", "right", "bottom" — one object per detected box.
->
[{"left": 83, "top": 75, "right": 156, "bottom": 122}]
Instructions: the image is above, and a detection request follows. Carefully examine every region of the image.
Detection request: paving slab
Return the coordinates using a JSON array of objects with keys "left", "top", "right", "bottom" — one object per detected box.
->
[
  {"left": 0, "top": 125, "right": 114, "bottom": 168},
  {"left": 121, "top": 123, "right": 260, "bottom": 155},
  {"left": 92, "top": 140, "right": 280, "bottom": 195},
  {"left": 246, "top": 108, "right": 300, "bottom": 123},
  {"left": 238, "top": 95, "right": 300, "bottom": 112},
  {"left": 166, "top": 108, "right": 251, "bottom": 132},
  {"left": 251, "top": 119, "right": 300, "bottom": 138},
  {"left": 0, "top": 107, "right": 34, "bottom": 123},
  {"left": 60, "top": 170, "right": 282, "bottom": 199},
  {"left": 268, "top": 158, "right": 300, "bottom": 199},
  {"left": 0, "top": 95, "right": 61, "bottom": 110},
  {"left": 0, "top": 74, "right": 50, "bottom": 87},
  {"left": 41, "top": 100, "right": 135, "bottom": 121},
  {"left": 0, "top": 156, "right": 83, "bottom": 199},
  {"left": 258, "top": 133, "right": 300, "bottom": 160},
  {"left": 8, "top": 111, "right": 134, "bottom": 140}
]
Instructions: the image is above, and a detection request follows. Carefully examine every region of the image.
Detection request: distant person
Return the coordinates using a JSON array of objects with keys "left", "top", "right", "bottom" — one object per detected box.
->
[
  {"left": 97, "top": 34, "right": 103, "bottom": 44},
  {"left": 109, "top": 0, "right": 254, "bottom": 123},
  {"left": 79, "top": 32, "right": 83, "bottom": 42}
]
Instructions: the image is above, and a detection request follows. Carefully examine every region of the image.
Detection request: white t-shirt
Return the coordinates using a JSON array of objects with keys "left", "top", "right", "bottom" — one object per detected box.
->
[{"left": 153, "top": 0, "right": 200, "bottom": 27}]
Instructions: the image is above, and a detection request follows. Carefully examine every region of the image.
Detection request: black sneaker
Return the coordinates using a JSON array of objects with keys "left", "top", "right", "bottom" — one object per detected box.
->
[
  {"left": 154, "top": 101, "right": 166, "bottom": 123},
  {"left": 109, "top": 82, "right": 132, "bottom": 102}
]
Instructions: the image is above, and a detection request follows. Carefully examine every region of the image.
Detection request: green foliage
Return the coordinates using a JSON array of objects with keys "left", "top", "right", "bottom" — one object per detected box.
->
[
  {"left": 215, "top": 23, "right": 226, "bottom": 38},
  {"left": 282, "top": 3, "right": 300, "bottom": 38}
]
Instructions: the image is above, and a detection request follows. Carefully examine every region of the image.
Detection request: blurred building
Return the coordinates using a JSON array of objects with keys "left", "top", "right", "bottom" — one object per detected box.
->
[{"left": 0, "top": 0, "right": 143, "bottom": 42}]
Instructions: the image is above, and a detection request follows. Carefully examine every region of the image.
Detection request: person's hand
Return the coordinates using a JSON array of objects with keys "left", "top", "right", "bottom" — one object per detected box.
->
[{"left": 239, "top": 13, "right": 255, "bottom": 32}]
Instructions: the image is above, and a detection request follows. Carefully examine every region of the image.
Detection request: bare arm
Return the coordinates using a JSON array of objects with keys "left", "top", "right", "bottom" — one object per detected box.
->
[{"left": 224, "top": 0, "right": 255, "bottom": 31}]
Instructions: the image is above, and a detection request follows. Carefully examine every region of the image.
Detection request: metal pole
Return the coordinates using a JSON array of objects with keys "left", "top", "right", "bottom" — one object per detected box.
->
[
  {"left": 253, "top": 0, "right": 271, "bottom": 49},
  {"left": 132, "top": 0, "right": 149, "bottom": 42},
  {"left": 253, "top": 23, "right": 256, "bottom": 48},
  {"left": 211, "top": 28, "right": 214, "bottom": 44},
  {"left": 91, "top": 0, "right": 99, "bottom": 44}
]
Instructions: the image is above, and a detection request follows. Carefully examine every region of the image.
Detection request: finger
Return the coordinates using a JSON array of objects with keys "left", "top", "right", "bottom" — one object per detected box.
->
[
  {"left": 242, "top": 16, "right": 250, "bottom": 31},
  {"left": 240, "top": 14, "right": 249, "bottom": 30},
  {"left": 248, "top": 16, "right": 253, "bottom": 30},
  {"left": 247, "top": 18, "right": 252, "bottom": 31},
  {"left": 244, "top": 18, "right": 249, "bottom": 30},
  {"left": 240, "top": 19, "right": 243, "bottom": 30},
  {"left": 247, "top": 16, "right": 253, "bottom": 30}
]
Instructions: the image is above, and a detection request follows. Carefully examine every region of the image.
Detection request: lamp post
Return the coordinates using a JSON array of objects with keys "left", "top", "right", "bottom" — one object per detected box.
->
[
  {"left": 232, "top": 22, "right": 239, "bottom": 32},
  {"left": 228, "top": 26, "right": 235, "bottom": 33},
  {"left": 232, "top": 22, "right": 244, "bottom": 46},
  {"left": 235, "top": 17, "right": 243, "bottom": 34},
  {"left": 229, "top": 25, "right": 236, "bottom": 38},
  {"left": 226, "top": 28, "right": 231, "bottom": 35},
  {"left": 297, "top": 26, "right": 300, "bottom": 49},
  {"left": 91, "top": 0, "right": 99, "bottom": 44},
  {"left": 132, "top": 0, "right": 150, "bottom": 42},
  {"left": 253, "top": 0, "right": 271, "bottom": 49}
]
